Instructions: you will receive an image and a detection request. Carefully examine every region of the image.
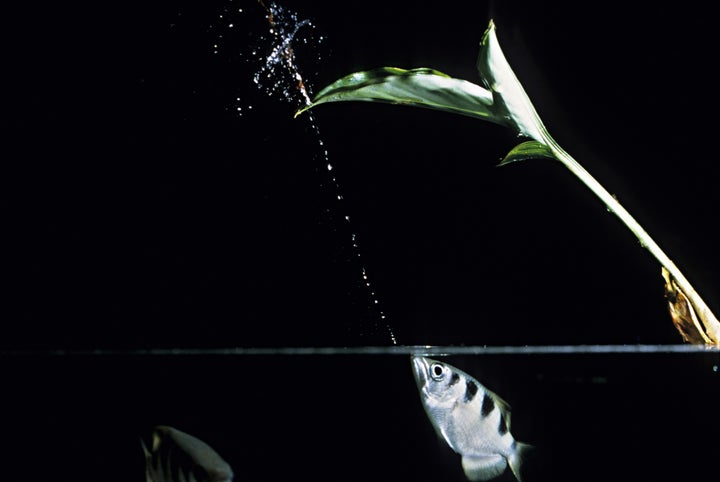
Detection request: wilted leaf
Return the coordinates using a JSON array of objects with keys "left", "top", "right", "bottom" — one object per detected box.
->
[
  {"left": 662, "top": 267, "right": 718, "bottom": 344},
  {"left": 296, "top": 67, "right": 508, "bottom": 125}
]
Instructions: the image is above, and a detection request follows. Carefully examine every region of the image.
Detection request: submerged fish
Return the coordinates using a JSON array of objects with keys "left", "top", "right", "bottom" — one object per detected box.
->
[
  {"left": 411, "top": 356, "right": 532, "bottom": 482},
  {"left": 141, "top": 425, "right": 234, "bottom": 482}
]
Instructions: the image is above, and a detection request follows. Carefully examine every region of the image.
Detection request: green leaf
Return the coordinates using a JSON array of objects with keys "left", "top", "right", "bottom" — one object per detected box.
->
[
  {"left": 499, "top": 141, "right": 557, "bottom": 166},
  {"left": 290, "top": 19, "right": 720, "bottom": 340},
  {"left": 296, "top": 21, "right": 553, "bottom": 146},
  {"left": 477, "top": 20, "right": 549, "bottom": 143},
  {"left": 296, "top": 67, "right": 510, "bottom": 127}
]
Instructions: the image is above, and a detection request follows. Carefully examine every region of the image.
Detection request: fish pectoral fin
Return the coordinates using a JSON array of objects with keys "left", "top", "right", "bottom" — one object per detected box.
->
[{"left": 461, "top": 454, "right": 507, "bottom": 481}]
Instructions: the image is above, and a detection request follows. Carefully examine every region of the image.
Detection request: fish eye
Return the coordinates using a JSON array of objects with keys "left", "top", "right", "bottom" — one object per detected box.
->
[{"left": 430, "top": 363, "right": 445, "bottom": 381}]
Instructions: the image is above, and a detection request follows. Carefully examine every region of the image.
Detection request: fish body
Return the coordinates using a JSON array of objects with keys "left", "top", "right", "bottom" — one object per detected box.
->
[
  {"left": 141, "top": 425, "right": 234, "bottom": 482},
  {"left": 411, "top": 356, "right": 532, "bottom": 482}
]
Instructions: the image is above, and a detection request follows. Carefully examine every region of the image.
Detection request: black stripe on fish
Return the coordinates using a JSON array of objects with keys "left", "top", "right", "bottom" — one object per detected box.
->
[
  {"left": 449, "top": 372, "right": 460, "bottom": 386},
  {"left": 498, "top": 414, "right": 508, "bottom": 434},
  {"left": 463, "top": 379, "right": 478, "bottom": 403},
  {"left": 481, "top": 393, "right": 495, "bottom": 417}
]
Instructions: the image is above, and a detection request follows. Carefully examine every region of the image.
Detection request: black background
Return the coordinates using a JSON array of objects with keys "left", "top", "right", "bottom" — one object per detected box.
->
[
  {"left": 4, "top": 1, "right": 720, "bottom": 349},
  {"left": 3, "top": 2, "right": 720, "bottom": 482}
]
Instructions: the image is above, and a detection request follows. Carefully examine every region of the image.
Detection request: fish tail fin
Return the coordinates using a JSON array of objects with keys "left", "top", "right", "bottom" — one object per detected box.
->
[{"left": 508, "top": 441, "right": 534, "bottom": 482}]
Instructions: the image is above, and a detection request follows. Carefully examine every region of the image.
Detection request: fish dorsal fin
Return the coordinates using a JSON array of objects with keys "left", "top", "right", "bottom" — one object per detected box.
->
[{"left": 462, "top": 454, "right": 507, "bottom": 481}]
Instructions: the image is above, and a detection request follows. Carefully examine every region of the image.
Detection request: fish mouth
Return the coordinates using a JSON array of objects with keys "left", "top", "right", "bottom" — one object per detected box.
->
[{"left": 411, "top": 355, "right": 430, "bottom": 389}]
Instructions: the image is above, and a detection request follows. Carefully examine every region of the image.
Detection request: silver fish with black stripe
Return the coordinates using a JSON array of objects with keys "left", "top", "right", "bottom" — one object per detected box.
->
[
  {"left": 141, "top": 425, "right": 234, "bottom": 482},
  {"left": 411, "top": 356, "right": 533, "bottom": 482}
]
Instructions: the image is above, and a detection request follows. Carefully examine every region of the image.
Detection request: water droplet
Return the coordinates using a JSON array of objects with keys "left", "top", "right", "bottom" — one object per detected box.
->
[{"left": 244, "top": 1, "right": 396, "bottom": 346}]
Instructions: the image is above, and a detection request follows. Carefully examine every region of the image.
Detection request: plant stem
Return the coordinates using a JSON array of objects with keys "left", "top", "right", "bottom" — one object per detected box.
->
[{"left": 543, "top": 136, "right": 720, "bottom": 343}]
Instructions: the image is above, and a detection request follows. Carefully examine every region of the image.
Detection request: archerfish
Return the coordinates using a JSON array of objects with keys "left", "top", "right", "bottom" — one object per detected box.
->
[
  {"left": 141, "top": 425, "right": 234, "bottom": 482},
  {"left": 411, "top": 356, "right": 533, "bottom": 482}
]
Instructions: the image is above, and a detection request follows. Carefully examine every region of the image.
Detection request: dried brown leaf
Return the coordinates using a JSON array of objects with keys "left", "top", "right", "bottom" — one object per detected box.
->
[{"left": 662, "top": 267, "right": 718, "bottom": 344}]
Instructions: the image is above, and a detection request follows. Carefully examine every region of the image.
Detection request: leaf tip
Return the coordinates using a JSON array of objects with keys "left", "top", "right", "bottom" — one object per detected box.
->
[
  {"left": 495, "top": 157, "right": 515, "bottom": 168},
  {"left": 482, "top": 18, "right": 497, "bottom": 45},
  {"left": 294, "top": 105, "right": 311, "bottom": 118}
]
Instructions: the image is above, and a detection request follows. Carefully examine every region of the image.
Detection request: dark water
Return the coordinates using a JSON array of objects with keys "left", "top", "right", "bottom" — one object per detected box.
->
[{"left": 3, "top": 347, "right": 719, "bottom": 482}]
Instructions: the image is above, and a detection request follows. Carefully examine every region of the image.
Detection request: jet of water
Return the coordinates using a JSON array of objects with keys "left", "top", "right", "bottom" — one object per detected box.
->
[{"left": 251, "top": 1, "right": 398, "bottom": 345}]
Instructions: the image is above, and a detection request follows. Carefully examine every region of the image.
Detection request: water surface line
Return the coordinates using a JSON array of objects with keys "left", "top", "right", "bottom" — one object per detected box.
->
[{"left": 2, "top": 344, "right": 718, "bottom": 357}]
